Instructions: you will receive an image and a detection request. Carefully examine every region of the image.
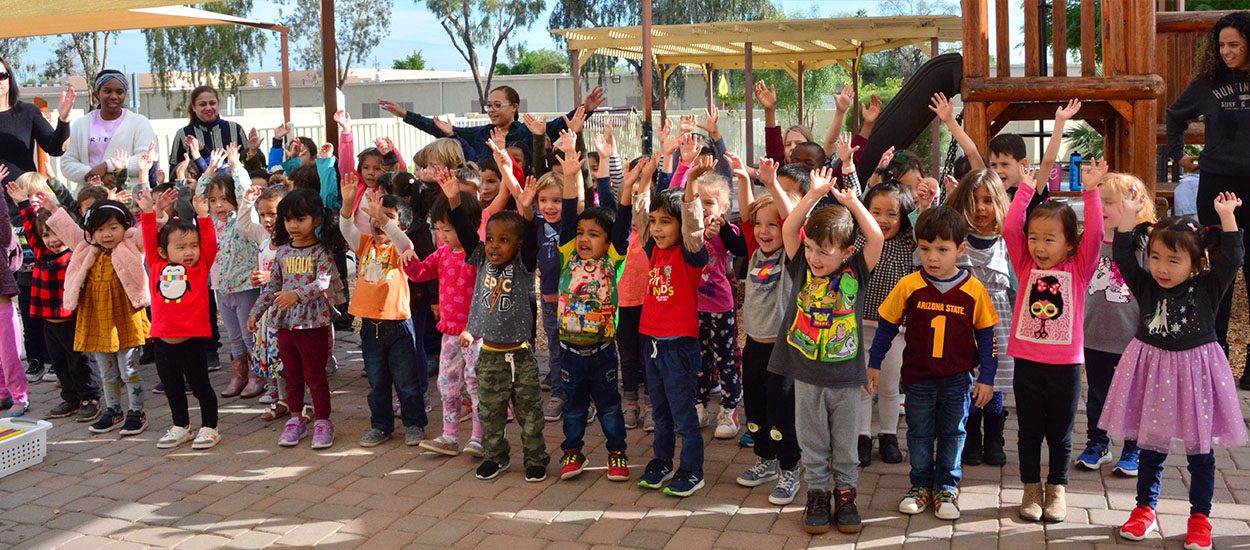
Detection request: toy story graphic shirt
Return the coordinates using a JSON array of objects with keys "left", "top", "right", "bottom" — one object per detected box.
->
[{"left": 768, "top": 250, "right": 871, "bottom": 389}]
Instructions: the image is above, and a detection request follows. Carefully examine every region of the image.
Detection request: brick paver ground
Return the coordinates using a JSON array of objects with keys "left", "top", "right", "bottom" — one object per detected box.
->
[{"left": 3, "top": 328, "right": 1250, "bottom": 549}]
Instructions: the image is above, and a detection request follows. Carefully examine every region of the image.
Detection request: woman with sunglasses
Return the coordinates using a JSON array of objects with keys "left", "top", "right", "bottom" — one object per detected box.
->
[
  {"left": 61, "top": 69, "right": 158, "bottom": 189},
  {"left": 379, "top": 84, "right": 606, "bottom": 162},
  {"left": 0, "top": 56, "right": 75, "bottom": 187}
]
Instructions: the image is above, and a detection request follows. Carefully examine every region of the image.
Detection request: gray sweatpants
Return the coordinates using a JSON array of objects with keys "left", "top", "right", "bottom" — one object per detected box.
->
[{"left": 795, "top": 380, "right": 861, "bottom": 490}]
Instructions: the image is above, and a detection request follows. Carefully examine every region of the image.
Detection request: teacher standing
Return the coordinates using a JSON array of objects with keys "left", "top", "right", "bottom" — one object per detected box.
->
[
  {"left": 61, "top": 70, "right": 157, "bottom": 188},
  {"left": 167, "top": 85, "right": 249, "bottom": 169},
  {"left": 0, "top": 56, "right": 74, "bottom": 186},
  {"left": 1166, "top": 11, "right": 1250, "bottom": 382}
]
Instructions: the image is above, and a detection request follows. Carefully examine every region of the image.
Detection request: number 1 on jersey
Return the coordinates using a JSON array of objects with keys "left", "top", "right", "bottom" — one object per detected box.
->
[{"left": 930, "top": 315, "right": 947, "bottom": 359}]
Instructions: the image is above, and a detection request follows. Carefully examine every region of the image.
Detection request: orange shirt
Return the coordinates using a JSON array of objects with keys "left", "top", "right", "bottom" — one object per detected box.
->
[{"left": 348, "top": 236, "right": 411, "bottom": 321}]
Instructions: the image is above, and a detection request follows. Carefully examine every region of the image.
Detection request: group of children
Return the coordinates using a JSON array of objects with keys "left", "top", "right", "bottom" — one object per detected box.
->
[{"left": 4, "top": 81, "right": 1245, "bottom": 549}]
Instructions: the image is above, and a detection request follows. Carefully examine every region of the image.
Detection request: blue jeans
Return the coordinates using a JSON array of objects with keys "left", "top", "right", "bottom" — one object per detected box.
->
[
  {"left": 1138, "top": 450, "right": 1215, "bottom": 516},
  {"left": 360, "top": 318, "right": 427, "bottom": 432},
  {"left": 542, "top": 300, "right": 564, "bottom": 399},
  {"left": 559, "top": 343, "right": 627, "bottom": 452},
  {"left": 410, "top": 305, "right": 430, "bottom": 398},
  {"left": 902, "top": 372, "right": 972, "bottom": 492},
  {"left": 643, "top": 336, "right": 703, "bottom": 477}
]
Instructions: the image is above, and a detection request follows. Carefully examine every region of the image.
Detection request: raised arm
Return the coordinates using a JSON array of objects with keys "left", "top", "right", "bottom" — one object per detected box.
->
[
  {"left": 1038, "top": 100, "right": 1081, "bottom": 192},
  {"left": 827, "top": 166, "right": 883, "bottom": 271},
  {"left": 822, "top": 85, "right": 853, "bottom": 156},
  {"left": 236, "top": 186, "right": 268, "bottom": 244},
  {"left": 334, "top": 110, "right": 356, "bottom": 179},
  {"left": 929, "top": 93, "right": 985, "bottom": 170},
  {"left": 338, "top": 172, "right": 363, "bottom": 245},
  {"left": 784, "top": 174, "right": 832, "bottom": 260}
]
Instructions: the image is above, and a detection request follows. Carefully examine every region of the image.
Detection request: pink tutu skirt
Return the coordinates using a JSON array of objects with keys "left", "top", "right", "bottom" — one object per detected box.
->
[{"left": 1099, "top": 339, "right": 1247, "bottom": 455}]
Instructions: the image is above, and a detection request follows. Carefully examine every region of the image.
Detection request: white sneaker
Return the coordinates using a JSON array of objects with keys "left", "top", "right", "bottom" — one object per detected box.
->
[
  {"left": 157, "top": 425, "right": 193, "bottom": 449},
  {"left": 463, "top": 439, "right": 485, "bottom": 458},
  {"left": 258, "top": 385, "right": 278, "bottom": 404},
  {"left": 696, "top": 403, "right": 708, "bottom": 427},
  {"left": 714, "top": 407, "right": 740, "bottom": 439},
  {"left": 41, "top": 371, "right": 59, "bottom": 383},
  {"left": 192, "top": 427, "right": 220, "bottom": 450}
]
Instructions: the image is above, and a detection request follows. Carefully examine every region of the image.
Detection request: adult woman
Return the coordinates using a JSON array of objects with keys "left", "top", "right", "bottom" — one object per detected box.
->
[
  {"left": 61, "top": 70, "right": 157, "bottom": 188},
  {"left": 1166, "top": 11, "right": 1250, "bottom": 378},
  {"left": 168, "top": 85, "right": 248, "bottom": 169},
  {"left": 0, "top": 56, "right": 74, "bottom": 185},
  {"left": 379, "top": 84, "right": 606, "bottom": 161}
]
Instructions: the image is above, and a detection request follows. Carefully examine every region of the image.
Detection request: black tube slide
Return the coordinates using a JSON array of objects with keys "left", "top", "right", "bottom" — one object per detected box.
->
[{"left": 854, "top": 52, "right": 964, "bottom": 177}]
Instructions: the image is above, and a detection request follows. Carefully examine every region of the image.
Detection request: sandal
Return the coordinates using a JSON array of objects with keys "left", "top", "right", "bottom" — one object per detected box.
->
[{"left": 260, "top": 400, "right": 289, "bottom": 422}]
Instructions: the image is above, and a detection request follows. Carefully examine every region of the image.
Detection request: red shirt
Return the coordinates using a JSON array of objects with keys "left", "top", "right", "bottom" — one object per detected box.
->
[
  {"left": 639, "top": 245, "right": 703, "bottom": 339},
  {"left": 142, "top": 212, "right": 218, "bottom": 339}
]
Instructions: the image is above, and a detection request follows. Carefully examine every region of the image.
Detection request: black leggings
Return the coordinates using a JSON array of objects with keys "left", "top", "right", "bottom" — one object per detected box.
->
[
  {"left": 154, "top": 338, "right": 217, "bottom": 429},
  {"left": 1196, "top": 171, "right": 1250, "bottom": 353},
  {"left": 44, "top": 319, "right": 99, "bottom": 404},
  {"left": 1014, "top": 359, "right": 1081, "bottom": 485},
  {"left": 617, "top": 305, "right": 645, "bottom": 400},
  {"left": 742, "top": 338, "right": 800, "bottom": 470}
]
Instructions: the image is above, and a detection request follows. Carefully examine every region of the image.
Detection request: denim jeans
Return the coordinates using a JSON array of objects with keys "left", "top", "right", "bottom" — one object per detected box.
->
[
  {"left": 559, "top": 343, "right": 627, "bottom": 452},
  {"left": 643, "top": 336, "right": 703, "bottom": 477},
  {"left": 541, "top": 300, "right": 564, "bottom": 399},
  {"left": 1138, "top": 450, "right": 1216, "bottom": 516},
  {"left": 902, "top": 372, "right": 973, "bottom": 492},
  {"left": 360, "top": 318, "right": 428, "bottom": 432}
]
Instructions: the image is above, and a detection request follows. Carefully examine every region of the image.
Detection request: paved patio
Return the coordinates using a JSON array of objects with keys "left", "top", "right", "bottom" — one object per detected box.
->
[{"left": 3, "top": 328, "right": 1250, "bottom": 550}]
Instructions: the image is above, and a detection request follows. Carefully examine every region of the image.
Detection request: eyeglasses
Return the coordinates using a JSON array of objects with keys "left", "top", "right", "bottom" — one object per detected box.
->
[
  {"left": 484, "top": 102, "right": 512, "bottom": 111},
  {"left": 0, "top": 72, "right": 9, "bottom": 81}
]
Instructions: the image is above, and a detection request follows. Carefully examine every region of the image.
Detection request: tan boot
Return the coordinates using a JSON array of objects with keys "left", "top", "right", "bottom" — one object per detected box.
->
[
  {"left": 219, "top": 355, "right": 247, "bottom": 398},
  {"left": 239, "top": 370, "right": 265, "bottom": 399},
  {"left": 1043, "top": 483, "right": 1067, "bottom": 522},
  {"left": 1019, "top": 482, "right": 1044, "bottom": 521}
]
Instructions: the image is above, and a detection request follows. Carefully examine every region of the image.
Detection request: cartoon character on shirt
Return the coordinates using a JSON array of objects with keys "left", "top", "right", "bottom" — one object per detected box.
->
[
  {"left": 1089, "top": 256, "right": 1131, "bottom": 304},
  {"left": 1017, "top": 271, "right": 1073, "bottom": 344},
  {"left": 787, "top": 268, "right": 859, "bottom": 363},
  {"left": 159, "top": 264, "right": 190, "bottom": 303}
]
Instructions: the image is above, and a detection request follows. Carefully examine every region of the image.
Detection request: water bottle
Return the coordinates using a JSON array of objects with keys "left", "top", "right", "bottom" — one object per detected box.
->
[
  {"left": 1069, "top": 151, "right": 1083, "bottom": 191},
  {"left": 1048, "top": 163, "right": 1062, "bottom": 192}
]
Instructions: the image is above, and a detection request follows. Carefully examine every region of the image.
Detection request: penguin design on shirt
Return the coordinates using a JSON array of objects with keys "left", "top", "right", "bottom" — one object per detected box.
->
[{"left": 159, "top": 264, "right": 191, "bottom": 303}]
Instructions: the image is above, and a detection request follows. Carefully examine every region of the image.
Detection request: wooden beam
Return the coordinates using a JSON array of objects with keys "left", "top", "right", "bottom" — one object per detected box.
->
[
  {"left": 321, "top": 0, "right": 337, "bottom": 143},
  {"left": 1024, "top": 0, "right": 1040, "bottom": 76},
  {"left": 658, "top": 64, "right": 668, "bottom": 124},
  {"left": 962, "top": 74, "right": 1164, "bottom": 101},
  {"left": 1052, "top": 0, "right": 1067, "bottom": 77},
  {"left": 1131, "top": 98, "right": 1158, "bottom": 189},
  {"left": 995, "top": 0, "right": 1010, "bottom": 77},
  {"left": 641, "top": 0, "right": 652, "bottom": 154},
  {"left": 745, "top": 42, "right": 754, "bottom": 165},
  {"left": 704, "top": 64, "right": 714, "bottom": 112},
  {"left": 962, "top": 0, "right": 990, "bottom": 78},
  {"left": 964, "top": 101, "right": 989, "bottom": 157},
  {"left": 990, "top": 100, "right": 1118, "bottom": 124},
  {"left": 852, "top": 55, "right": 861, "bottom": 131},
  {"left": 1156, "top": 10, "right": 1239, "bottom": 33},
  {"left": 930, "top": 37, "right": 940, "bottom": 177},
  {"left": 985, "top": 101, "right": 1012, "bottom": 122},
  {"left": 1103, "top": 0, "right": 1126, "bottom": 76},
  {"left": 797, "top": 61, "right": 805, "bottom": 127},
  {"left": 1128, "top": 0, "right": 1155, "bottom": 75},
  {"left": 279, "top": 26, "right": 291, "bottom": 124},
  {"left": 1154, "top": 121, "right": 1204, "bottom": 144},
  {"left": 1081, "top": 0, "right": 1096, "bottom": 76},
  {"left": 571, "top": 49, "right": 582, "bottom": 106}
]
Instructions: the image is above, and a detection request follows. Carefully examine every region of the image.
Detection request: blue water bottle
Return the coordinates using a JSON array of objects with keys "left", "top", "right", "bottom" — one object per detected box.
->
[{"left": 1068, "top": 151, "right": 1083, "bottom": 191}]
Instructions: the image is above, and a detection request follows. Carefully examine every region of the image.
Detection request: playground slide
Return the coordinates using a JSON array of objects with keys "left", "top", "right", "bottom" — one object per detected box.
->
[{"left": 854, "top": 52, "right": 964, "bottom": 177}]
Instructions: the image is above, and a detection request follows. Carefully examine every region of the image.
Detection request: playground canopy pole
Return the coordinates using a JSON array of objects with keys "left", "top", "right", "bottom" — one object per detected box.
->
[
  {"left": 321, "top": 0, "right": 338, "bottom": 143},
  {"left": 641, "top": 0, "right": 653, "bottom": 155}
]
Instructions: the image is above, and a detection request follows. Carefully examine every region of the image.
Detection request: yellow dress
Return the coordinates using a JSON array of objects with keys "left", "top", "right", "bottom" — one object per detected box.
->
[{"left": 74, "top": 251, "right": 150, "bottom": 353}]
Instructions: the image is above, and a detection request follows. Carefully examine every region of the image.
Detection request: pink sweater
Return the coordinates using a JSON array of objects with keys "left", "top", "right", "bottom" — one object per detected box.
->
[
  {"left": 403, "top": 245, "right": 477, "bottom": 336},
  {"left": 47, "top": 208, "right": 150, "bottom": 311},
  {"left": 1003, "top": 183, "right": 1103, "bottom": 365}
]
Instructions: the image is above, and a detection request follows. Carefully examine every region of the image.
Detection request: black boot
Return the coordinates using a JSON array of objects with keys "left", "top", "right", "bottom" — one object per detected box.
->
[
  {"left": 878, "top": 433, "right": 903, "bottom": 464},
  {"left": 983, "top": 410, "right": 1008, "bottom": 466},
  {"left": 1240, "top": 345, "right": 1250, "bottom": 391},
  {"left": 857, "top": 435, "right": 872, "bottom": 467},
  {"left": 962, "top": 409, "right": 983, "bottom": 465}
]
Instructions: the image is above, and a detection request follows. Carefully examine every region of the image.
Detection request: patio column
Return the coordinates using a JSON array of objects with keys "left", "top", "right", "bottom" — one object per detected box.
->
[{"left": 744, "top": 42, "right": 753, "bottom": 165}]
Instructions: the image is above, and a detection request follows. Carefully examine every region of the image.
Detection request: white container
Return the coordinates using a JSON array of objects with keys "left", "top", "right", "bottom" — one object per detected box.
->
[{"left": 0, "top": 417, "right": 52, "bottom": 479}]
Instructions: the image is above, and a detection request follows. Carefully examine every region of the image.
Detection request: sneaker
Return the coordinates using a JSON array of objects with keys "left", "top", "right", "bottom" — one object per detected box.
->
[
  {"left": 419, "top": 435, "right": 460, "bottom": 456},
  {"left": 476, "top": 460, "right": 509, "bottom": 480},
  {"left": 695, "top": 403, "right": 708, "bottom": 427},
  {"left": 191, "top": 427, "right": 220, "bottom": 450},
  {"left": 152, "top": 383, "right": 165, "bottom": 394},
  {"left": 88, "top": 408, "right": 123, "bottom": 433},
  {"left": 1075, "top": 442, "right": 1112, "bottom": 470},
  {"left": 857, "top": 434, "right": 873, "bottom": 467},
  {"left": 277, "top": 417, "right": 308, "bottom": 446},
  {"left": 899, "top": 486, "right": 932, "bottom": 515},
  {"left": 157, "top": 425, "right": 193, "bottom": 449},
  {"left": 606, "top": 451, "right": 629, "bottom": 481},
  {"left": 24, "top": 359, "right": 46, "bottom": 382},
  {"left": 560, "top": 449, "right": 587, "bottom": 480},
  {"left": 118, "top": 410, "right": 147, "bottom": 436},
  {"left": 638, "top": 459, "right": 674, "bottom": 490},
  {"left": 463, "top": 439, "right": 484, "bottom": 458},
  {"left": 358, "top": 428, "right": 390, "bottom": 448},
  {"left": 41, "top": 370, "right": 58, "bottom": 383},
  {"left": 736, "top": 457, "right": 779, "bottom": 487},
  {"left": 878, "top": 433, "right": 903, "bottom": 464},
  {"left": 933, "top": 490, "right": 961, "bottom": 520},
  {"left": 76, "top": 400, "right": 101, "bottom": 423},
  {"left": 803, "top": 490, "right": 833, "bottom": 534},
  {"left": 623, "top": 400, "right": 640, "bottom": 429},
  {"left": 4, "top": 402, "right": 28, "bottom": 418},
  {"left": 543, "top": 396, "right": 564, "bottom": 421},
  {"left": 1114, "top": 448, "right": 1140, "bottom": 477},
  {"left": 404, "top": 426, "right": 423, "bottom": 446},
  {"left": 206, "top": 354, "right": 221, "bottom": 372},
  {"left": 738, "top": 431, "right": 755, "bottom": 448},
  {"left": 642, "top": 408, "right": 655, "bottom": 432},
  {"left": 714, "top": 407, "right": 740, "bottom": 439},
  {"left": 310, "top": 419, "right": 334, "bottom": 449},
  {"left": 525, "top": 465, "right": 547, "bottom": 482},
  {"left": 47, "top": 400, "right": 80, "bottom": 419},
  {"left": 662, "top": 471, "right": 704, "bottom": 497},
  {"left": 769, "top": 466, "right": 801, "bottom": 505},
  {"left": 1185, "top": 513, "right": 1212, "bottom": 550},
  {"left": 834, "top": 488, "right": 862, "bottom": 533},
  {"left": 1119, "top": 505, "right": 1157, "bottom": 541},
  {"left": 258, "top": 385, "right": 278, "bottom": 405}
]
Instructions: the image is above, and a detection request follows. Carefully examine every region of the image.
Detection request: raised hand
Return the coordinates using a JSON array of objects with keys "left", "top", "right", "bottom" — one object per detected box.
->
[
  {"left": 723, "top": 152, "right": 750, "bottom": 182},
  {"left": 113, "top": 189, "right": 133, "bottom": 206},
  {"left": 1019, "top": 164, "right": 1039, "bottom": 190},
  {"left": 243, "top": 184, "right": 263, "bottom": 205},
  {"left": 562, "top": 105, "right": 587, "bottom": 135},
  {"left": 225, "top": 143, "right": 242, "bottom": 168},
  {"left": 34, "top": 187, "right": 57, "bottom": 213},
  {"left": 487, "top": 138, "right": 514, "bottom": 172},
  {"left": 57, "top": 86, "right": 76, "bottom": 122},
  {"left": 697, "top": 105, "right": 720, "bottom": 138},
  {"left": 522, "top": 113, "right": 546, "bottom": 136},
  {"left": 247, "top": 128, "right": 261, "bottom": 151},
  {"left": 876, "top": 146, "right": 896, "bottom": 170},
  {"left": 929, "top": 92, "right": 955, "bottom": 123},
  {"left": 108, "top": 148, "right": 130, "bottom": 172},
  {"left": 137, "top": 189, "right": 155, "bottom": 213},
  {"left": 206, "top": 148, "right": 226, "bottom": 174},
  {"left": 809, "top": 166, "right": 835, "bottom": 197},
  {"left": 5, "top": 182, "right": 28, "bottom": 203},
  {"left": 435, "top": 167, "right": 459, "bottom": 199},
  {"left": 317, "top": 143, "right": 334, "bottom": 159},
  {"left": 582, "top": 85, "right": 607, "bottom": 112},
  {"left": 378, "top": 99, "right": 408, "bottom": 118},
  {"left": 85, "top": 174, "right": 104, "bottom": 189},
  {"left": 516, "top": 176, "right": 540, "bottom": 212},
  {"left": 658, "top": 119, "right": 680, "bottom": 157},
  {"left": 593, "top": 120, "right": 616, "bottom": 158},
  {"left": 1055, "top": 98, "right": 1081, "bottom": 123},
  {"left": 1214, "top": 191, "right": 1242, "bottom": 218},
  {"left": 679, "top": 114, "right": 698, "bottom": 133},
  {"left": 557, "top": 149, "right": 583, "bottom": 178},
  {"left": 687, "top": 154, "right": 717, "bottom": 180},
  {"left": 754, "top": 80, "right": 777, "bottom": 110},
  {"left": 678, "top": 132, "right": 700, "bottom": 164},
  {"left": 489, "top": 126, "right": 507, "bottom": 151},
  {"left": 137, "top": 142, "right": 156, "bottom": 174},
  {"left": 156, "top": 188, "right": 179, "bottom": 213},
  {"left": 185, "top": 135, "right": 203, "bottom": 159},
  {"left": 373, "top": 137, "right": 393, "bottom": 156},
  {"left": 943, "top": 174, "right": 959, "bottom": 195},
  {"left": 333, "top": 109, "right": 351, "bottom": 133},
  {"left": 1081, "top": 156, "right": 1109, "bottom": 186},
  {"left": 916, "top": 177, "right": 940, "bottom": 211},
  {"left": 340, "top": 172, "right": 360, "bottom": 208},
  {"left": 556, "top": 128, "right": 579, "bottom": 158},
  {"left": 833, "top": 85, "right": 853, "bottom": 113},
  {"left": 862, "top": 94, "right": 883, "bottom": 124},
  {"left": 835, "top": 131, "right": 859, "bottom": 166},
  {"left": 175, "top": 154, "right": 190, "bottom": 182},
  {"left": 432, "top": 116, "right": 454, "bottom": 137},
  {"left": 192, "top": 194, "right": 209, "bottom": 217},
  {"left": 274, "top": 122, "right": 290, "bottom": 139}
]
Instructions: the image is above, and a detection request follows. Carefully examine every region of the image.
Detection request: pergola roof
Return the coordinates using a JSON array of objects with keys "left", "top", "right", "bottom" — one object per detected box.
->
[
  {"left": 0, "top": 1, "right": 282, "bottom": 39},
  {"left": 551, "top": 15, "right": 963, "bottom": 71}
]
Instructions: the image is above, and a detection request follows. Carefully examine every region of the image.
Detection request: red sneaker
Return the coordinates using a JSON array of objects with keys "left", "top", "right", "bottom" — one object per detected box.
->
[
  {"left": 1185, "top": 513, "right": 1212, "bottom": 550},
  {"left": 606, "top": 451, "right": 630, "bottom": 482},
  {"left": 1119, "top": 505, "right": 1157, "bottom": 541},
  {"left": 559, "top": 449, "right": 586, "bottom": 480}
]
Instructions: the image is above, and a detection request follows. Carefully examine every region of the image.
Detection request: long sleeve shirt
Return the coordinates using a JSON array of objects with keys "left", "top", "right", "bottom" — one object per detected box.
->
[
  {"left": 0, "top": 102, "right": 68, "bottom": 185},
  {"left": 143, "top": 212, "right": 218, "bottom": 339},
  {"left": 249, "top": 243, "right": 343, "bottom": 330},
  {"left": 18, "top": 202, "right": 72, "bottom": 320},
  {"left": 402, "top": 107, "right": 590, "bottom": 161},
  {"left": 404, "top": 245, "right": 477, "bottom": 335},
  {"left": 197, "top": 166, "right": 260, "bottom": 293},
  {"left": 1166, "top": 70, "right": 1250, "bottom": 176}
]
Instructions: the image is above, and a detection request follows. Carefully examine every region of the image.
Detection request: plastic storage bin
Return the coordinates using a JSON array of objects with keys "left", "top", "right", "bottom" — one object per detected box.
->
[{"left": 0, "top": 417, "right": 53, "bottom": 478}]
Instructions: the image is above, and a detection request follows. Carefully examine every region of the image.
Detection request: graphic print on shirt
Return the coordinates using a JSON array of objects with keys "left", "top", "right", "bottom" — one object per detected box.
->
[
  {"left": 1016, "top": 270, "right": 1073, "bottom": 345},
  {"left": 648, "top": 265, "right": 676, "bottom": 302},
  {"left": 787, "top": 268, "right": 859, "bottom": 362},
  {"left": 1212, "top": 81, "right": 1250, "bottom": 111},
  {"left": 478, "top": 263, "right": 516, "bottom": 314},
  {"left": 1088, "top": 256, "right": 1132, "bottom": 304},
  {"left": 559, "top": 257, "right": 617, "bottom": 343},
  {"left": 749, "top": 255, "right": 782, "bottom": 287},
  {"left": 358, "top": 245, "right": 393, "bottom": 283},
  {"left": 1145, "top": 286, "right": 1199, "bottom": 340},
  {"left": 159, "top": 264, "right": 190, "bottom": 303}
]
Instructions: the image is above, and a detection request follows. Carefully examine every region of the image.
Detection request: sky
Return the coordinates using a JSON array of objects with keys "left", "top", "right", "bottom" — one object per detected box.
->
[{"left": 14, "top": 0, "right": 1024, "bottom": 76}]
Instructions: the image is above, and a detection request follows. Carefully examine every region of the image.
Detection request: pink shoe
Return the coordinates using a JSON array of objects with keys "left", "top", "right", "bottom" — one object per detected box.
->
[
  {"left": 277, "top": 417, "right": 307, "bottom": 447},
  {"left": 311, "top": 419, "right": 334, "bottom": 450}
]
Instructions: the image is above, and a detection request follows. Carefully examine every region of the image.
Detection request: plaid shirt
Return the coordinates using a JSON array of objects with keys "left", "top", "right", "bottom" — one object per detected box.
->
[{"left": 19, "top": 203, "right": 73, "bottom": 320}]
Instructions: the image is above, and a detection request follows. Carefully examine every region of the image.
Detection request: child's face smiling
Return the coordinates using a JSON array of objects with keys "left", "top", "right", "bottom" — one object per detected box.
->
[
  {"left": 538, "top": 187, "right": 562, "bottom": 222},
  {"left": 868, "top": 194, "right": 902, "bottom": 239},
  {"left": 988, "top": 152, "right": 1025, "bottom": 187},
  {"left": 92, "top": 219, "right": 127, "bottom": 250},
  {"left": 1026, "top": 215, "right": 1074, "bottom": 269},
  {"left": 752, "top": 204, "right": 783, "bottom": 254},
  {"left": 1148, "top": 239, "right": 1196, "bottom": 289},
  {"left": 803, "top": 238, "right": 852, "bottom": 278},
  {"left": 647, "top": 209, "right": 681, "bottom": 249},
  {"left": 40, "top": 226, "right": 66, "bottom": 254},
  {"left": 359, "top": 156, "right": 385, "bottom": 189},
  {"left": 484, "top": 220, "right": 522, "bottom": 266},
  {"left": 575, "top": 219, "right": 610, "bottom": 260}
]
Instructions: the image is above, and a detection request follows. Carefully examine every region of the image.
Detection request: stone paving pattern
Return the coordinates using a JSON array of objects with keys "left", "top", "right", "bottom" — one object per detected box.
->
[{"left": 2, "top": 328, "right": 1250, "bottom": 549}]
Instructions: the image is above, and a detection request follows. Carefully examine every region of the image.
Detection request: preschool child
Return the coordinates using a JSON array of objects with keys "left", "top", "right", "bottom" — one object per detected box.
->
[{"left": 236, "top": 184, "right": 289, "bottom": 419}]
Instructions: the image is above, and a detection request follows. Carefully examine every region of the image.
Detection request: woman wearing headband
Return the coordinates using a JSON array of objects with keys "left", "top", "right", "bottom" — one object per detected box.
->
[
  {"left": 61, "top": 69, "right": 157, "bottom": 189},
  {"left": 0, "top": 55, "right": 74, "bottom": 187}
]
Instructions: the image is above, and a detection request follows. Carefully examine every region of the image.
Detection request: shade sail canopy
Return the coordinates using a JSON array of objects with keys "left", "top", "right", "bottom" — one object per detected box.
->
[
  {"left": 551, "top": 15, "right": 963, "bottom": 71},
  {"left": 0, "top": 2, "right": 282, "bottom": 39}
]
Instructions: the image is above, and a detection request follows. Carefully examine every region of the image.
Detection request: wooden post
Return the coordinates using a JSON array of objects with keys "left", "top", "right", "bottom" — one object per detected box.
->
[
  {"left": 852, "top": 55, "right": 861, "bottom": 131},
  {"left": 658, "top": 64, "right": 668, "bottom": 123},
  {"left": 1081, "top": 0, "right": 1096, "bottom": 76},
  {"left": 744, "top": 42, "right": 753, "bottom": 165},
  {"left": 1024, "top": 0, "right": 1039, "bottom": 76},
  {"left": 570, "top": 49, "right": 582, "bottom": 106},
  {"left": 280, "top": 26, "right": 291, "bottom": 124},
  {"left": 961, "top": 0, "right": 991, "bottom": 156},
  {"left": 321, "top": 0, "right": 337, "bottom": 143},
  {"left": 1053, "top": 0, "right": 1067, "bottom": 77},
  {"left": 995, "top": 0, "right": 1010, "bottom": 77},
  {"left": 704, "top": 64, "right": 714, "bottom": 112},
  {"left": 930, "top": 38, "right": 941, "bottom": 177},
  {"left": 641, "top": 0, "right": 653, "bottom": 154},
  {"left": 796, "top": 61, "right": 805, "bottom": 127},
  {"left": 1103, "top": 0, "right": 1126, "bottom": 77}
]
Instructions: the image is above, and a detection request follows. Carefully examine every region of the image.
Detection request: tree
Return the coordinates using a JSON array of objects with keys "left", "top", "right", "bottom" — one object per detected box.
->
[
  {"left": 495, "top": 47, "right": 569, "bottom": 75},
  {"left": 64, "top": 32, "right": 117, "bottom": 82},
  {"left": 0, "top": 39, "right": 31, "bottom": 72},
  {"left": 393, "top": 50, "right": 427, "bottom": 70},
  {"left": 144, "top": 0, "right": 267, "bottom": 108},
  {"left": 281, "top": 0, "right": 394, "bottom": 88},
  {"left": 425, "top": 0, "right": 547, "bottom": 111}
]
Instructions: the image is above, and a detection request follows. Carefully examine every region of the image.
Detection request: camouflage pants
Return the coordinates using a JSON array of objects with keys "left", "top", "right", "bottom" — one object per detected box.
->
[{"left": 477, "top": 347, "right": 549, "bottom": 468}]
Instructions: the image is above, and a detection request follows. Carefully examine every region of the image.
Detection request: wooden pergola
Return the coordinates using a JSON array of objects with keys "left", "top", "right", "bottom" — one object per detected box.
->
[{"left": 552, "top": 15, "right": 962, "bottom": 161}]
